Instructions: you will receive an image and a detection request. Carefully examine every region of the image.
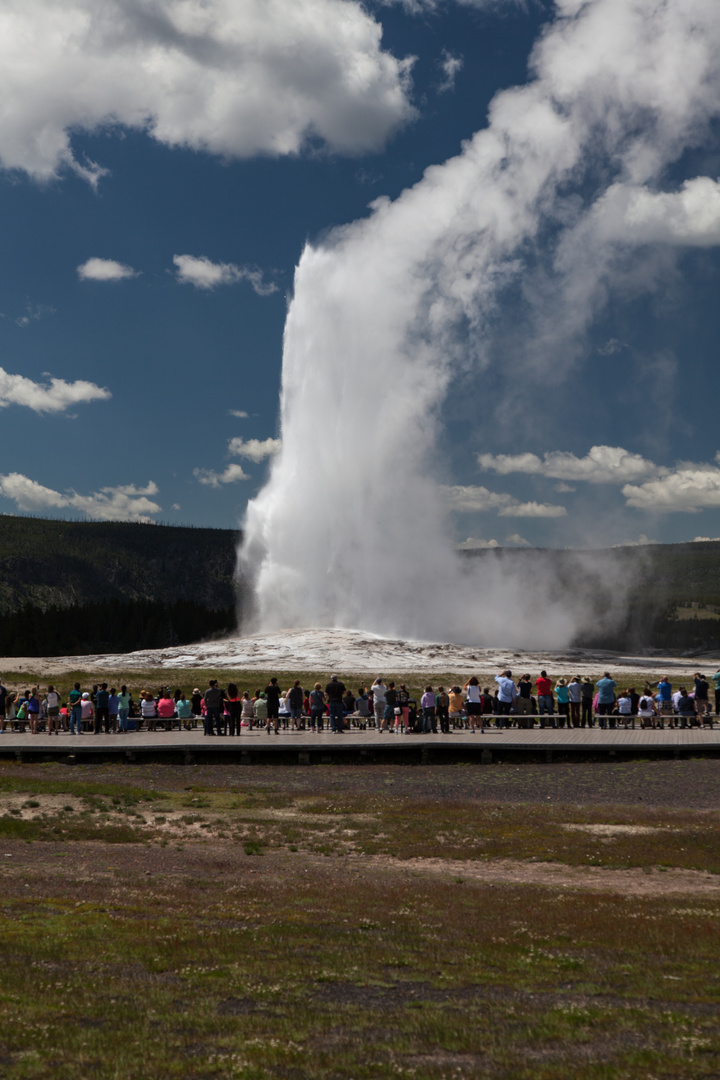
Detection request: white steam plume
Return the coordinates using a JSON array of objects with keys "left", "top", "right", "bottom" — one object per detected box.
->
[{"left": 241, "top": 0, "right": 720, "bottom": 648}]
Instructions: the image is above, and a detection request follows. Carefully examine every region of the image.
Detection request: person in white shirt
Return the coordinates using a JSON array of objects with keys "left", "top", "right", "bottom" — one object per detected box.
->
[
  {"left": 372, "top": 677, "right": 387, "bottom": 732},
  {"left": 45, "top": 685, "right": 61, "bottom": 735}
]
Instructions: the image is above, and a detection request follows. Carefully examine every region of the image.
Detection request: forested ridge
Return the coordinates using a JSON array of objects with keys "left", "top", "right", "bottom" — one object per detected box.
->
[
  {"left": 2, "top": 516, "right": 720, "bottom": 656},
  {"left": 464, "top": 541, "right": 720, "bottom": 655},
  {"left": 0, "top": 516, "right": 239, "bottom": 655}
]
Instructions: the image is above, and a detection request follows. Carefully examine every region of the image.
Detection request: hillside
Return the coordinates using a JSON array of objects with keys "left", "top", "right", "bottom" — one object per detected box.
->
[
  {"left": 0, "top": 516, "right": 240, "bottom": 655},
  {"left": 462, "top": 541, "right": 720, "bottom": 654},
  {"left": 1, "top": 517, "right": 720, "bottom": 656}
]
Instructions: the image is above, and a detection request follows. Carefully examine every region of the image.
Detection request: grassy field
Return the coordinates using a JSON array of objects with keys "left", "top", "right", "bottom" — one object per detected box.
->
[{"left": 0, "top": 758, "right": 718, "bottom": 1079}]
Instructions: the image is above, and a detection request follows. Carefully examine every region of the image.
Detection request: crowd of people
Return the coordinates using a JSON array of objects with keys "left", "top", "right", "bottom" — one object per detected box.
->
[{"left": 0, "top": 668, "right": 717, "bottom": 736}]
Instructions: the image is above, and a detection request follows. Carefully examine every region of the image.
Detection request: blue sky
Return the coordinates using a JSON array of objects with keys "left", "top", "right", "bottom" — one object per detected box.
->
[{"left": 1, "top": 0, "right": 719, "bottom": 551}]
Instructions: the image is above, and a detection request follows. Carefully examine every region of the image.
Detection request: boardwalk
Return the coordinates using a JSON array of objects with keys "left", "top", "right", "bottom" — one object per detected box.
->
[{"left": 2, "top": 725, "right": 720, "bottom": 762}]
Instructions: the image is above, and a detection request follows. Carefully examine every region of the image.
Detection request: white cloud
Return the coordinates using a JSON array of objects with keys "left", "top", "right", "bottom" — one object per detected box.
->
[
  {"left": 504, "top": 533, "right": 531, "bottom": 547},
  {"left": 0, "top": 367, "right": 110, "bottom": 414},
  {"left": 69, "top": 483, "right": 161, "bottom": 522},
  {"left": 229, "top": 409, "right": 249, "bottom": 419},
  {"left": 456, "top": 536, "right": 499, "bottom": 549},
  {"left": 478, "top": 446, "right": 664, "bottom": 485},
  {"left": 228, "top": 437, "right": 281, "bottom": 462},
  {"left": 0, "top": 474, "right": 69, "bottom": 512},
  {"left": 0, "top": 475, "right": 161, "bottom": 522},
  {"left": 622, "top": 463, "right": 720, "bottom": 513},
  {"left": 443, "top": 485, "right": 567, "bottom": 517},
  {"left": 173, "top": 255, "right": 277, "bottom": 295},
  {"left": 590, "top": 177, "right": 720, "bottom": 248},
  {"left": 0, "top": 0, "right": 415, "bottom": 183},
  {"left": 693, "top": 536, "right": 720, "bottom": 543},
  {"left": 612, "top": 534, "right": 655, "bottom": 547},
  {"left": 436, "top": 49, "right": 463, "bottom": 93},
  {"left": 194, "top": 464, "right": 249, "bottom": 488},
  {"left": 77, "top": 257, "right": 138, "bottom": 281}
]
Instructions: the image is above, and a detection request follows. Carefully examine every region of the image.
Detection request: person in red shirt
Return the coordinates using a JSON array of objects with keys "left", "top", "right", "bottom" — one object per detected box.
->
[{"left": 535, "top": 670, "right": 554, "bottom": 727}]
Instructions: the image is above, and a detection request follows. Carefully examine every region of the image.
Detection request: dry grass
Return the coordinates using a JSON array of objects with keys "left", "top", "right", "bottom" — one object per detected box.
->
[{"left": 0, "top": 761, "right": 718, "bottom": 1078}]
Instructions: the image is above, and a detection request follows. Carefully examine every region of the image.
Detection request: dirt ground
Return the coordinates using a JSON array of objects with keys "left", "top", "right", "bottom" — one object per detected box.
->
[{"left": 1, "top": 757, "right": 719, "bottom": 897}]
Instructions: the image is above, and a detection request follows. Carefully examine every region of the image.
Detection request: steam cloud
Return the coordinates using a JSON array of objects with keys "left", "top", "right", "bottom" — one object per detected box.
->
[{"left": 241, "top": 0, "right": 720, "bottom": 648}]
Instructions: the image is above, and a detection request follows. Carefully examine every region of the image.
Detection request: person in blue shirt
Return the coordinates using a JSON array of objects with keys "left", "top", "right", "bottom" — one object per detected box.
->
[{"left": 596, "top": 672, "right": 617, "bottom": 728}]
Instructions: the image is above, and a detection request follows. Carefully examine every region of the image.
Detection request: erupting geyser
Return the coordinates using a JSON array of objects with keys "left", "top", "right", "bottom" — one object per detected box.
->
[{"left": 241, "top": 0, "right": 720, "bottom": 648}]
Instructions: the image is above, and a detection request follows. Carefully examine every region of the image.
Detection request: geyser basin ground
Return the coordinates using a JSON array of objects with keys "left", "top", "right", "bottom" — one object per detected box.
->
[
  {"left": 0, "top": 756, "right": 719, "bottom": 1079},
  {"left": 0, "top": 625, "right": 713, "bottom": 678}
]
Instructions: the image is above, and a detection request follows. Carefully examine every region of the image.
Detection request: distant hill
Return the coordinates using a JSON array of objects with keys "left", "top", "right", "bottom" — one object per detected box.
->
[
  {"left": 0, "top": 517, "right": 240, "bottom": 656},
  {"left": 461, "top": 541, "right": 720, "bottom": 655},
  {"left": 1, "top": 516, "right": 720, "bottom": 657}
]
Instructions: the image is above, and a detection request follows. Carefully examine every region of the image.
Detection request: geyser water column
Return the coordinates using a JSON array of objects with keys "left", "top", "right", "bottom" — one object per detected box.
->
[
  {"left": 241, "top": 222, "right": 463, "bottom": 640},
  {"left": 242, "top": 0, "right": 720, "bottom": 645}
]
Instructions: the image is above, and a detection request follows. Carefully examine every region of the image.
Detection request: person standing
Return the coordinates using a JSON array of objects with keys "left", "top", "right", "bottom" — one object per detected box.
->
[
  {"left": 397, "top": 684, "right": 410, "bottom": 732},
  {"left": 203, "top": 680, "right": 223, "bottom": 736},
  {"left": 568, "top": 676, "right": 582, "bottom": 728},
  {"left": 494, "top": 669, "right": 517, "bottom": 726},
  {"left": 656, "top": 675, "right": 673, "bottom": 723},
  {"left": 464, "top": 677, "right": 483, "bottom": 732},
  {"left": 420, "top": 685, "right": 436, "bottom": 734},
  {"left": 555, "top": 679, "right": 570, "bottom": 728},
  {"left": 309, "top": 683, "right": 325, "bottom": 732},
  {"left": 325, "top": 674, "right": 346, "bottom": 733},
  {"left": 712, "top": 666, "right": 720, "bottom": 716},
  {"left": 95, "top": 683, "right": 110, "bottom": 734},
  {"left": 225, "top": 682, "right": 242, "bottom": 736},
  {"left": 535, "top": 670, "right": 554, "bottom": 727},
  {"left": 581, "top": 677, "right": 595, "bottom": 727},
  {"left": 264, "top": 678, "right": 281, "bottom": 733},
  {"left": 693, "top": 672, "right": 710, "bottom": 723},
  {"left": 436, "top": 686, "right": 450, "bottom": 734},
  {"left": 45, "top": 685, "right": 61, "bottom": 735},
  {"left": 371, "top": 677, "right": 387, "bottom": 732},
  {"left": 384, "top": 681, "right": 398, "bottom": 732},
  {"left": 287, "top": 680, "right": 304, "bottom": 728},
  {"left": 27, "top": 688, "right": 41, "bottom": 734},
  {"left": 596, "top": 671, "right": 617, "bottom": 728},
  {"left": 117, "top": 685, "right": 131, "bottom": 732},
  {"left": 69, "top": 682, "right": 83, "bottom": 735},
  {"left": 516, "top": 675, "right": 533, "bottom": 728}
]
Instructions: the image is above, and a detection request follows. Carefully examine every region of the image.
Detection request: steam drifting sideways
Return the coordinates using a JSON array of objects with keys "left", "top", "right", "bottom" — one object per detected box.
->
[{"left": 242, "top": 0, "right": 720, "bottom": 649}]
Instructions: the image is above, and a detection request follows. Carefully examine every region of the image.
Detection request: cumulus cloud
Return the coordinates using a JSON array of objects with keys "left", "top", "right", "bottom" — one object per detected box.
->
[
  {"left": 443, "top": 485, "right": 567, "bottom": 517},
  {"left": 0, "top": 367, "right": 110, "bottom": 414},
  {"left": 478, "top": 446, "right": 664, "bottom": 485},
  {"left": 0, "top": 475, "right": 160, "bottom": 522},
  {"left": 77, "top": 257, "right": 138, "bottom": 281},
  {"left": 590, "top": 177, "right": 720, "bottom": 248},
  {"left": 622, "top": 462, "right": 720, "bottom": 513},
  {"left": 612, "top": 534, "right": 655, "bottom": 547},
  {"left": 229, "top": 409, "right": 249, "bottom": 419},
  {"left": 173, "top": 255, "right": 276, "bottom": 295},
  {"left": 193, "top": 463, "right": 249, "bottom": 487},
  {"left": 693, "top": 536, "right": 720, "bottom": 543},
  {"left": 228, "top": 437, "right": 282, "bottom": 462},
  {"left": 457, "top": 537, "right": 499, "bottom": 549},
  {"left": 0, "top": 0, "right": 415, "bottom": 182},
  {"left": 504, "top": 533, "right": 531, "bottom": 547}
]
